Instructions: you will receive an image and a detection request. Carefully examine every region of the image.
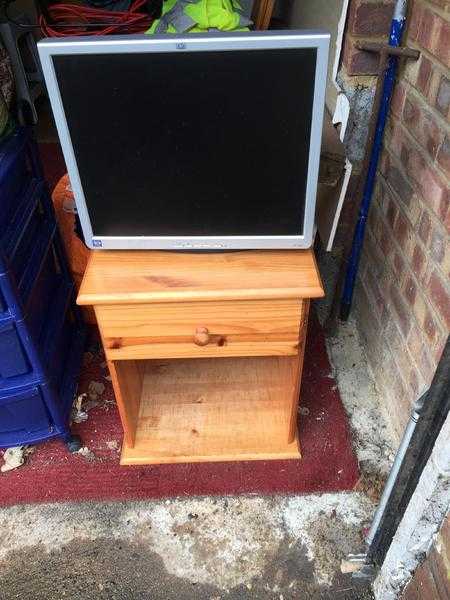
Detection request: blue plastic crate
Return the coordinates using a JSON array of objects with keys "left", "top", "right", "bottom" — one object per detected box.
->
[
  {"left": 1, "top": 179, "right": 44, "bottom": 272},
  {"left": 0, "top": 233, "right": 70, "bottom": 386},
  {"left": 0, "top": 286, "right": 6, "bottom": 314},
  {"left": 0, "top": 126, "right": 86, "bottom": 451},
  {"left": 26, "top": 244, "right": 63, "bottom": 341},
  {"left": 0, "top": 275, "right": 75, "bottom": 388},
  {"left": 0, "top": 272, "right": 16, "bottom": 320},
  {"left": 1, "top": 183, "right": 56, "bottom": 279},
  {"left": 0, "top": 318, "right": 31, "bottom": 379},
  {"left": 44, "top": 314, "right": 87, "bottom": 429},
  {"left": 41, "top": 288, "right": 78, "bottom": 385},
  {"left": 0, "top": 130, "right": 35, "bottom": 229},
  {"left": 0, "top": 320, "right": 86, "bottom": 448},
  {"left": 0, "top": 383, "right": 52, "bottom": 443},
  {"left": 0, "top": 217, "right": 59, "bottom": 323}
]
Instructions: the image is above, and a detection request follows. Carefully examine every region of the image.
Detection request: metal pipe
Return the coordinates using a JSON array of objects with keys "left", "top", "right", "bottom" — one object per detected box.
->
[
  {"left": 366, "top": 336, "right": 450, "bottom": 565},
  {"left": 356, "top": 41, "right": 418, "bottom": 59},
  {"left": 340, "top": 0, "right": 408, "bottom": 321},
  {"left": 366, "top": 403, "right": 420, "bottom": 546}
]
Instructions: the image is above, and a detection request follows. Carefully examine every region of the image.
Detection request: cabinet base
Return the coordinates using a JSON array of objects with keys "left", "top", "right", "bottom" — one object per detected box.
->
[
  {"left": 121, "top": 433, "right": 300, "bottom": 465},
  {"left": 118, "top": 356, "right": 302, "bottom": 465}
]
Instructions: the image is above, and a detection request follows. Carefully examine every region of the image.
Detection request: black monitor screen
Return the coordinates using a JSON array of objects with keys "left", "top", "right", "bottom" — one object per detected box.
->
[{"left": 53, "top": 48, "right": 316, "bottom": 237}]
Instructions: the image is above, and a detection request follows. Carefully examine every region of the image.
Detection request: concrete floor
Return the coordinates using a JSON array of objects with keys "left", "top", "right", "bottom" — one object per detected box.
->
[
  {"left": 1, "top": 494, "right": 375, "bottom": 599},
  {"left": 0, "top": 318, "right": 392, "bottom": 599}
]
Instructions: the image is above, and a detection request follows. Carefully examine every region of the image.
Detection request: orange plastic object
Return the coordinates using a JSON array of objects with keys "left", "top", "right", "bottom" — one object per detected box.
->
[{"left": 52, "top": 174, "right": 96, "bottom": 325}]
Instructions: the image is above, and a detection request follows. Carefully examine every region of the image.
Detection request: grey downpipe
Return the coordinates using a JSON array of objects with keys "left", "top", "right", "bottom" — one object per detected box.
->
[
  {"left": 366, "top": 336, "right": 450, "bottom": 565},
  {"left": 366, "top": 401, "right": 421, "bottom": 546}
]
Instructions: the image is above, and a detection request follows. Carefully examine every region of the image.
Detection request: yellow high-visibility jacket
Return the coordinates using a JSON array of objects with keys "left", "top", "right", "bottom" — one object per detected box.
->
[{"left": 147, "top": 0, "right": 251, "bottom": 34}]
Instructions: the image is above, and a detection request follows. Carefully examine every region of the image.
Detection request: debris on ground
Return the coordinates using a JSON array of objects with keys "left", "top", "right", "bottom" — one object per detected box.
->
[
  {"left": 1, "top": 446, "right": 34, "bottom": 472},
  {"left": 88, "top": 381, "right": 106, "bottom": 401},
  {"left": 325, "top": 320, "right": 395, "bottom": 476},
  {"left": 71, "top": 380, "right": 108, "bottom": 424},
  {"left": 354, "top": 464, "right": 388, "bottom": 503},
  {"left": 71, "top": 393, "right": 89, "bottom": 423},
  {"left": 76, "top": 447, "right": 96, "bottom": 462},
  {"left": 106, "top": 440, "right": 119, "bottom": 451},
  {"left": 340, "top": 558, "right": 365, "bottom": 574},
  {"left": 83, "top": 399, "right": 99, "bottom": 412}
]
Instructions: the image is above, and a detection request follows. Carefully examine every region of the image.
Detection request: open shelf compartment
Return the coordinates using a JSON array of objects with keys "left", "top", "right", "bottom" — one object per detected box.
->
[{"left": 111, "top": 355, "right": 301, "bottom": 465}]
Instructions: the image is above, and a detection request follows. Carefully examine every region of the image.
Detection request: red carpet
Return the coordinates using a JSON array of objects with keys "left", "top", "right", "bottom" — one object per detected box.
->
[{"left": 0, "top": 315, "right": 359, "bottom": 505}]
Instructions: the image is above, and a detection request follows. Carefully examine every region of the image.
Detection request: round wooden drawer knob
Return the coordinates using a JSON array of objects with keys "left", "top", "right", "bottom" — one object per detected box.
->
[{"left": 194, "top": 326, "right": 210, "bottom": 346}]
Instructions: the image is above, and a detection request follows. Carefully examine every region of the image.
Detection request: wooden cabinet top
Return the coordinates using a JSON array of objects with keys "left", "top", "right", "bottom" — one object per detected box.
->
[{"left": 77, "top": 249, "right": 324, "bottom": 305}]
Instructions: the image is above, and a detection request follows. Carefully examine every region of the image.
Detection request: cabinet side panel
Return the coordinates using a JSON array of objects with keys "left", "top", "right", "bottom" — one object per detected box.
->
[
  {"left": 108, "top": 360, "right": 143, "bottom": 448},
  {"left": 288, "top": 299, "right": 310, "bottom": 443}
]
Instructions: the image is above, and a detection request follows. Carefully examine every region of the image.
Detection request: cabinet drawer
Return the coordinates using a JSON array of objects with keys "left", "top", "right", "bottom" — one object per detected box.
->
[{"left": 97, "top": 299, "right": 305, "bottom": 360}]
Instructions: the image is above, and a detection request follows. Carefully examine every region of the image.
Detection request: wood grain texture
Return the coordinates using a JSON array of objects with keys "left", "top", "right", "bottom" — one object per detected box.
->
[
  {"left": 107, "top": 359, "right": 142, "bottom": 448},
  {"left": 288, "top": 300, "right": 309, "bottom": 442},
  {"left": 120, "top": 356, "right": 301, "bottom": 465},
  {"left": 97, "top": 298, "right": 303, "bottom": 360},
  {"left": 80, "top": 249, "right": 320, "bottom": 465},
  {"left": 252, "top": 0, "right": 276, "bottom": 29},
  {"left": 104, "top": 340, "right": 300, "bottom": 361},
  {"left": 77, "top": 250, "right": 324, "bottom": 306}
]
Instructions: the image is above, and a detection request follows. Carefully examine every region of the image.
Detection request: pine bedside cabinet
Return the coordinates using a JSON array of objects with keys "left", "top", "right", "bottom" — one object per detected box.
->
[{"left": 77, "top": 250, "right": 324, "bottom": 465}]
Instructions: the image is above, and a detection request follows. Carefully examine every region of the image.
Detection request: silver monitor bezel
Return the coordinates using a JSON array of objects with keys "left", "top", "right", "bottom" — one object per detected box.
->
[{"left": 38, "top": 30, "right": 330, "bottom": 250}]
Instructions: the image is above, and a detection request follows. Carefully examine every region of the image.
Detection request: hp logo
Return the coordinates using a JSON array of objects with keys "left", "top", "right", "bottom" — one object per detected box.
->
[{"left": 176, "top": 42, "right": 186, "bottom": 50}]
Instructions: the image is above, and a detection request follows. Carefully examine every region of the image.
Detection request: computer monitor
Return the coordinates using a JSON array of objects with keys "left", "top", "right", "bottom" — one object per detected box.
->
[{"left": 38, "top": 30, "right": 329, "bottom": 250}]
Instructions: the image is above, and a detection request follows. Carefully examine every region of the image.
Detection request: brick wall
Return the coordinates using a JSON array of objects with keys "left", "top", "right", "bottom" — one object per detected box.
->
[
  {"left": 402, "top": 513, "right": 450, "bottom": 598},
  {"left": 342, "top": 0, "right": 449, "bottom": 438},
  {"left": 344, "top": 0, "right": 397, "bottom": 75}
]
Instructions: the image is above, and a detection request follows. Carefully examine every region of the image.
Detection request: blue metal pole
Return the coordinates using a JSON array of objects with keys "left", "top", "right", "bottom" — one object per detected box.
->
[{"left": 340, "top": 0, "right": 408, "bottom": 321}]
